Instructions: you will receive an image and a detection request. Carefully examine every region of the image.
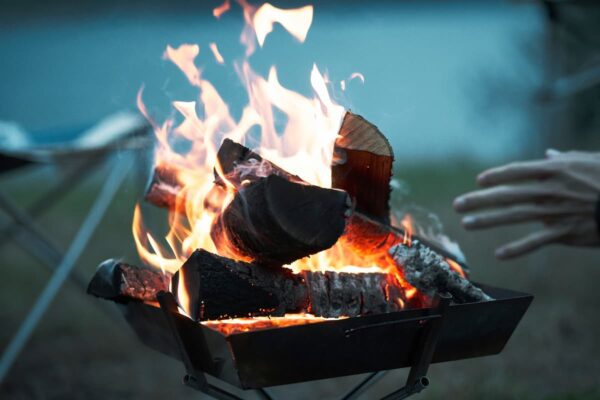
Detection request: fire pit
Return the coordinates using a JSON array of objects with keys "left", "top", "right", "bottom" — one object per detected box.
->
[{"left": 88, "top": 2, "right": 533, "bottom": 399}]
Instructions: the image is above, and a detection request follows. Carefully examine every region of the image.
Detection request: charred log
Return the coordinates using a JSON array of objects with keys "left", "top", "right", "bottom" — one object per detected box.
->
[
  {"left": 87, "top": 259, "right": 170, "bottom": 303},
  {"left": 172, "top": 249, "right": 405, "bottom": 321},
  {"left": 333, "top": 112, "right": 394, "bottom": 224},
  {"left": 389, "top": 241, "right": 492, "bottom": 303},
  {"left": 211, "top": 174, "right": 351, "bottom": 266}
]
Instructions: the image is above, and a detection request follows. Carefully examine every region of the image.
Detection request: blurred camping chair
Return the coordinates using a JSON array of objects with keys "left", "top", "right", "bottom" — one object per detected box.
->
[{"left": 0, "top": 111, "right": 153, "bottom": 383}]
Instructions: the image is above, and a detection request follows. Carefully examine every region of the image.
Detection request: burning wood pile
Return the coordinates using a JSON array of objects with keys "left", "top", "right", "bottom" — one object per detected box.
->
[
  {"left": 84, "top": 4, "right": 532, "bottom": 396},
  {"left": 89, "top": 112, "right": 490, "bottom": 328}
]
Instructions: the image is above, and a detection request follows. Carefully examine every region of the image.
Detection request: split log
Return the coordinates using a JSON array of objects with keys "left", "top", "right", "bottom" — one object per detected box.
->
[
  {"left": 87, "top": 259, "right": 170, "bottom": 302},
  {"left": 333, "top": 112, "right": 394, "bottom": 223},
  {"left": 172, "top": 249, "right": 405, "bottom": 321},
  {"left": 211, "top": 174, "right": 351, "bottom": 266},
  {"left": 389, "top": 241, "right": 491, "bottom": 303}
]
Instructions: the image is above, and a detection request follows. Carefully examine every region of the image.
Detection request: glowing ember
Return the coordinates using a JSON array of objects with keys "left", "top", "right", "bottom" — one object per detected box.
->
[
  {"left": 446, "top": 258, "right": 466, "bottom": 278},
  {"left": 202, "top": 313, "right": 336, "bottom": 336}
]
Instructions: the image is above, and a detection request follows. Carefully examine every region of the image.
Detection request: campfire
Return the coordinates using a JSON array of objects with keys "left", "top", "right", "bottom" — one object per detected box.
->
[{"left": 87, "top": 1, "right": 532, "bottom": 398}]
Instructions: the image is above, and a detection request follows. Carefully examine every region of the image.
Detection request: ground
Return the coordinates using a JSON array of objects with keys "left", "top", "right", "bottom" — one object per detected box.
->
[{"left": 1, "top": 162, "right": 599, "bottom": 400}]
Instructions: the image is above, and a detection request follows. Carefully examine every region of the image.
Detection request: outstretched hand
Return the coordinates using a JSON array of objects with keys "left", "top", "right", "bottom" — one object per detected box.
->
[{"left": 453, "top": 150, "right": 600, "bottom": 260}]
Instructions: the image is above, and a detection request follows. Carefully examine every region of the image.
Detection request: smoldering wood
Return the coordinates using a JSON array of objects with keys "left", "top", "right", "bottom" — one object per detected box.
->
[
  {"left": 87, "top": 259, "right": 171, "bottom": 302},
  {"left": 332, "top": 112, "right": 394, "bottom": 224},
  {"left": 210, "top": 174, "right": 351, "bottom": 266},
  {"left": 172, "top": 249, "right": 405, "bottom": 321},
  {"left": 303, "top": 270, "right": 405, "bottom": 317},
  {"left": 389, "top": 240, "right": 492, "bottom": 303}
]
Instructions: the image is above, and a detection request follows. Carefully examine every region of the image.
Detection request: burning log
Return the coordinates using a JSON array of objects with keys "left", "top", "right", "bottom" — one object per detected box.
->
[
  {"left": 333, "top": 112, "right": 394, "bottom": 223},
  {"left": 211, "top": 174, "right": 351, "bottom": 266},
  {"left": 144, "top": 138, "right": 470, "bottom": 275},
  {"left": 87, "top": 251, "right": 406, "bottom": 320},
  {"left": 172, "top": 249, "right": 405, "bottom": 321},
  {"left": 87, "top": 259, "right": 170, "bottom": 302},
  {"left": 389, "top": 241, "right": 492, "bottom": 303}
]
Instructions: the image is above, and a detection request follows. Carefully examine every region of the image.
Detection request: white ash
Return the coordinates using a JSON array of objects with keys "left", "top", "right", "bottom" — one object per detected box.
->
[{"left": 389, "top": 240, "right": 492, "bottom": 303}]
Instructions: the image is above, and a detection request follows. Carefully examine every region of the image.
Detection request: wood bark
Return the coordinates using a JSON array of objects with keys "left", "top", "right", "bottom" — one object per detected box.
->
[
  {"left": 211, "top": 174, "right": 350, "bottom": 266},
  {"left": 332, "top": 112, "right": 394, "bottom": 223},
  {"left": 172, "top": 249, "right": 405, "bottom": 321}
]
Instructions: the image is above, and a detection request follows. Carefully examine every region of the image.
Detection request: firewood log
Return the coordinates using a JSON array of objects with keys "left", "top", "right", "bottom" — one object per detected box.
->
[
  {"left": 172, "top": 249, "right": 405, "bottom": 321},
  {"left": 87, "top": 252, "right": 406, "bottom": 320},
  {"left": 210, "top": 174, "right": 351, "bottom": 266},
  {"left": 87, "top": 259, "right": 170, "bottom": 302},
  {"left": 333, "top": 112, "right": 394, "bottom": 223}
]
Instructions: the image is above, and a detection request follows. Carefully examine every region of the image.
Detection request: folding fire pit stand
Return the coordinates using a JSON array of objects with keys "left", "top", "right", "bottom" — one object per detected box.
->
[{"left": 157, "top": 291, "right": 452, "bottom": 400}]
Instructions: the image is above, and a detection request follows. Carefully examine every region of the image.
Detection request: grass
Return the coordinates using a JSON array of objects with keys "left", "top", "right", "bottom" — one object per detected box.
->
[{"left": 1, "top": 160, "right": 599, "bottom": 399}]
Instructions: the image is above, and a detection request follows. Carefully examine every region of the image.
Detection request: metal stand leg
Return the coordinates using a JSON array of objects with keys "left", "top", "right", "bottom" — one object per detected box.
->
[
  {"left": 157, "top": 292, "right": 273, "bottom": 400},
  {"left": 340, "top": 372, "right": 388, "bottom": 400},
  {"left": 380, "top": 293, "right": 452, "bottom": 400},
  {"left": 0, "top": 155, "right": 105, "bottom": 288},
  {"left": 0, "top": 154, "right": 133, "bottom": 384}
]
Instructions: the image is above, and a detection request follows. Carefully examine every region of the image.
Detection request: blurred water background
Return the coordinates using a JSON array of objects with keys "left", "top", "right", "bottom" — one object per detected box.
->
[{"left": 2, "top": 0, "right": 545, "bottom": 162}]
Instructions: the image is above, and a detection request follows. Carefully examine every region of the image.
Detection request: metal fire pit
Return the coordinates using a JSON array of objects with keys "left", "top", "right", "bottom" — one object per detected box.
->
[{"left": 117, "top": 283, "right": 532, "bottom": 398}]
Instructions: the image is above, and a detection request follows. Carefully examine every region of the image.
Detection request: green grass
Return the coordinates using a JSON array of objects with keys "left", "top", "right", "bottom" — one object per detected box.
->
[{"left": 1, "top": 162, "right": 599, "bottom": 399}]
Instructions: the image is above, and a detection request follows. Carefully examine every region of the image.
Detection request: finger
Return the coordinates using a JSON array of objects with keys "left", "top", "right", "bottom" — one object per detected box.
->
[
  {"left": 476, "top": 160, "right": 557, "bottom": 187},
  {"left": 454, "top": 184, "right": 561, "bottom": 213},
  {"left": 495, "top": 226, "right": 568, "bottom": 260},
  {"left": 546, "top": 148, "right": 597, "bottom": 160},
  {"left": 461, "top": 203, "right": 588, "bottom": 230},
  {"left": 545, "top": 148, "right": 561, "bottom": 158}
]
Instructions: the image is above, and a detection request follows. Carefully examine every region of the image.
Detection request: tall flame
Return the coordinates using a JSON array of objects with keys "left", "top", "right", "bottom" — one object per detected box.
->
[
  {"left": 133, "top": 2, "right": 420, "bottom": 322},
  {"left": 134, "top": 2, "right": 345, "bottom": 275}
]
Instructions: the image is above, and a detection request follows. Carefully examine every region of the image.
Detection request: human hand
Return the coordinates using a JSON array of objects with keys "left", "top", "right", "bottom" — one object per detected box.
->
[{"left": 453, "top": 150, "right": 600, "bottom": 260}]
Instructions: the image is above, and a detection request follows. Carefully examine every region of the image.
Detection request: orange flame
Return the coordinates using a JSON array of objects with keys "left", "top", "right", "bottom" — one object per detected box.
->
[
  {"left": 446, "top": 258, "right": 466, "bottom": 278},
  {"left": 349, "top": 72, "right": 365, "bottom": 84},
  {"left": 209, "top": 43, "right": 225, "bottom": 65},
  {"left": 133, "top": 2, "right": 422, "bottom": 324},
  {"left": 213, "top": 0, "right": 231, "bottom": 19},
  {"left": 401, "top": 214, "right": 413, "bottom": 246},
  {"left": 176, "top": 271, "right": 192, "bottom": 317},
  {"left": 252, "top": 3, "right": 313, "bottom": 47}
]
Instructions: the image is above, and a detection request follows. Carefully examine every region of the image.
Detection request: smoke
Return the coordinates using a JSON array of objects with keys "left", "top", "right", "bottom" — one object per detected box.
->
[{"left": 390, "top": 178, "right": 467, "bottom": 264}]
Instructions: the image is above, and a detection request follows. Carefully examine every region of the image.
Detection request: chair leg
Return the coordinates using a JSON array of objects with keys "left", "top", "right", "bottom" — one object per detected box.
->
[{"left": 0, "top": 154, "right": 133, "bottom": 384}]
